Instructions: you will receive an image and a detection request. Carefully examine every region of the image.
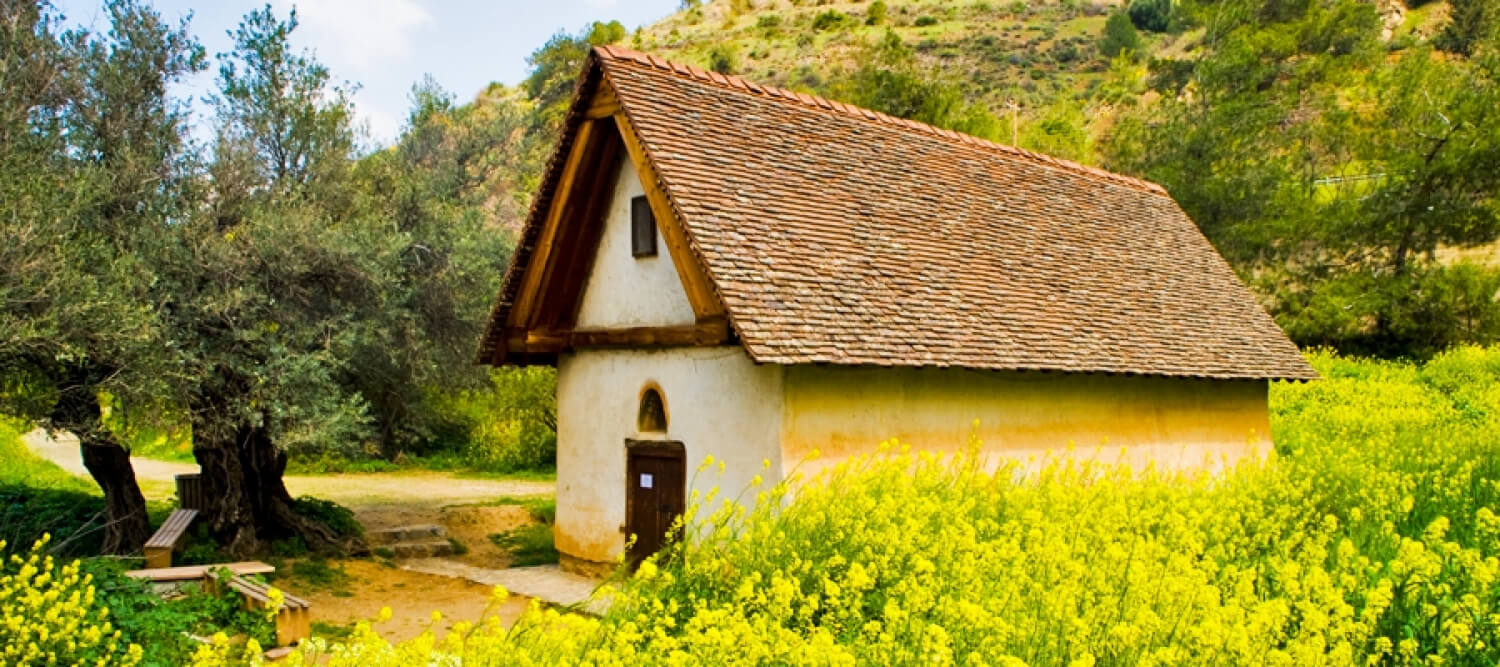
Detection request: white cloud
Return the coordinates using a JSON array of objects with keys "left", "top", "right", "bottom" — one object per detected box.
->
[
  {"left": 356, "top": 97, "right": 402, "bottom": 146},
  {"left": 274, "top": 0, "right": 432, "bottom": 70}
]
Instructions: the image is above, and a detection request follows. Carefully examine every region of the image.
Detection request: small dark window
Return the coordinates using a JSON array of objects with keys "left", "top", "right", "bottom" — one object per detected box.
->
[
  {"left": 638, "top": 387, "right": 667, "bottom": 432},
  {"left": 631, "top": 195, "right": 657, "bottom": 258}
]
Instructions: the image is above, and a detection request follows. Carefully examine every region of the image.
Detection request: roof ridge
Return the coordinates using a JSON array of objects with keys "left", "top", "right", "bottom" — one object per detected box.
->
[{"left": 594, "top": 45, "right": 1167, "bottom": 196}]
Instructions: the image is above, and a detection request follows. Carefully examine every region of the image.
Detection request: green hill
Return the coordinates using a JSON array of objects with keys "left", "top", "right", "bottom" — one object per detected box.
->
[{"left": 617, "top": 0, "right": 1452, "bottom": 162}]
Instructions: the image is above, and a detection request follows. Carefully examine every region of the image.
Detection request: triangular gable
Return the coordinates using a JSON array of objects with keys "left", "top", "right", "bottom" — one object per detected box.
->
[
  {"left": 573, "top": 155, "right": 696, "bottom": 329},
  {"left": 479, "top": 76, "right": 729, "bottom": 366}
]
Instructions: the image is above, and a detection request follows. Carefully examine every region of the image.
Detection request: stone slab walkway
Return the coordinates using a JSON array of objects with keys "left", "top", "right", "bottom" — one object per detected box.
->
[{"left": 402, "top": 559, "right": 611, "bottom": 616}]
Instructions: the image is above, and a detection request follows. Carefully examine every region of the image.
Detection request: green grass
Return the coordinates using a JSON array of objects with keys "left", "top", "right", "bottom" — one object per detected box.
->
[
  {"left": 488, "top": 524, "right": 559, "bottom": 567},
  {"left": 488, "top": 495, "right": 559, "bottom": 566},
  {"left": 0, "top": 416, "right": 112, "bottom": 556},
  {"left": 0, "top": 416, "right": 97, "bottom": 493}
]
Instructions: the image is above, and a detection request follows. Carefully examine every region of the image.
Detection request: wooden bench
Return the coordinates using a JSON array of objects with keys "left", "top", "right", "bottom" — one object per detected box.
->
[
  {"left": 143, "top": 508, "right": 199, "bottom": 569},
  {"left": 124, "top": 561, "right": 275, "bottom": 583},
  {"left": 208, "top": 570, "right": 312, "bottom": 647}
]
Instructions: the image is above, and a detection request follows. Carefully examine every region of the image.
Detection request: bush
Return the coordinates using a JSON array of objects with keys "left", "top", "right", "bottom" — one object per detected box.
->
[
  {"left": 1, "top": 537, "right": 141, "bottom": 664},
  {"left": 1099, "top": 11, "right": 1143, "bottom": 59},
  {"left": 84, "top": 558, "right": 276, "bottom": 664},
  {"left": 811, "top": 9, "right": 851, "bottom": 31},
  {"left": 865, "top": 0, "right": 888, "bottom": 25},
  {"left": 1127, "top": 0, "right": 1172, "bottom": 32},
  {"left": 914, "top": 15, "right": 939, "bottom": 27},
  {"left": 708, "top": 44, "right": 737, "bottom": 74},
  {"left": 424, "top": 367, "right": 557, "bottom": 474},
  {"left": 292, "top": 496, "right": 363, "bottom": 540}
]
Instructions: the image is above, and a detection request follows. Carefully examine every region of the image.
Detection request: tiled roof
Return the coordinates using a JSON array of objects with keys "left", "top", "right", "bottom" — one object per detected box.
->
[{"left": 479, "top": 46, "right": 1316, "bottom": 381}]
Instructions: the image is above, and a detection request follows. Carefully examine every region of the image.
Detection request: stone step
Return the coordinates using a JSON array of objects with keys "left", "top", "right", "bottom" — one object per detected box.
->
[
  {"left": 367, "top": 524, "right": 446, "bottom": 544},
  {"left": 387, "top": 539, "right": 455, "bottom": 559}
]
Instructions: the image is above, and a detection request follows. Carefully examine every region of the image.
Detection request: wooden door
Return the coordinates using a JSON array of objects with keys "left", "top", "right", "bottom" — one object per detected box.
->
[{"left": 625, "top": 443, "right": 685, "bottom": 564}]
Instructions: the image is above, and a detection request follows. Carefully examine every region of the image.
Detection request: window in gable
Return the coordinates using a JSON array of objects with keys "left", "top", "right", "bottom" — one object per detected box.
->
[{"left": 631, "top": 195, "right": 657, "bottom": 258}]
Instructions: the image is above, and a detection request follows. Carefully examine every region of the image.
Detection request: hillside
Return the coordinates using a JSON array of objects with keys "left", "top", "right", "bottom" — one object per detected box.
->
[{"left": 622, "top": 0, "right": 1452, "bottom": 157}]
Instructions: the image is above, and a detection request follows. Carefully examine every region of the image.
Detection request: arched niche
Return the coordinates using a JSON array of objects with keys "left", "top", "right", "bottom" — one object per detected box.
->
[{"left": 637, "top": 384, "right": 668, "bottom": 433}]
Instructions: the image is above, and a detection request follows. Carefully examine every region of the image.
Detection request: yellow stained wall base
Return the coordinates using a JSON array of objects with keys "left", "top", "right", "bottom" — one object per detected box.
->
[{"left": 780, "top": 366, "right": 1273, "bottom": 477}]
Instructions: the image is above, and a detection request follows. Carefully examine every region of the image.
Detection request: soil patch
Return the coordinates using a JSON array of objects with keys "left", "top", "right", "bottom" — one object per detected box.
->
[{"left": 281, "top": 559, "right": 529, "bottom": 644}]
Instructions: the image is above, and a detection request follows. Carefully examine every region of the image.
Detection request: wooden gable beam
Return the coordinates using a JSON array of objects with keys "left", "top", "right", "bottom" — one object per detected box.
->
[
  {"left": 529, "top": 128, "right": 624, "bottom": 332},
  {"left": 610, "top": 111, "right": 727, "bottom": 323},
  {"left": 585, "top": 80, "right": 620, "bottom": 119},
  {"left": 507, "top": 118, "right": 598, "bottom": 331}
]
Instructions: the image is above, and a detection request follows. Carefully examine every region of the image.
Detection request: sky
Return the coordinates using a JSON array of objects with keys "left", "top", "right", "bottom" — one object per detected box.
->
[{"left": 52, "top": 0, "right": 680, "bottom": 145}]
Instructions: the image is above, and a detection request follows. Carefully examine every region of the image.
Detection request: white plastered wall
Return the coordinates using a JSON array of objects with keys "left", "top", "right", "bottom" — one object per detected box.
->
[
  {"left": 554, "top": 347, "right": 784, "bottom": 564},
  {"left": 574, "top": 156, "right": 696, "bottom": 329}
]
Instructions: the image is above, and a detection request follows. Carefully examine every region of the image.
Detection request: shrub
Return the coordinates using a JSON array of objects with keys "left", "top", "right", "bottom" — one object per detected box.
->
[
  {"left": 1127, "top": 0, "right": 1172, "bottom": 32},
  {"left": 0, "top": 537, "right": 141, "bottom": 665},
  {"left": 708, "top": 44, "right": 738, "bottom": 74},
  {"left": 425, "top": 367, "right": 557, "bottom": 473},
  {"left": 292, "top": 496, "right": 363, "bottom": 540},
  {"left": 811, "top": 9, "right": 850, "bottom": 31},
  {"left": 84, "top": 558, "right": 276, "bottom": 663},
  {"left": 866, "top": 0, "right": 888, "bottom": 25},
  {"left": 1099, "top": 11, "right": 1143, "bottom": 59},
  {"left": 914, "top": 15, "right": 939, "bottom": 26}
]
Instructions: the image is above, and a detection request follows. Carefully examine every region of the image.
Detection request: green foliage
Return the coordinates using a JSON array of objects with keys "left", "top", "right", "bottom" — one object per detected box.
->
[
  {"left": 1126, "top": 0, "right": 1173, "bottom": 32},
  {"left": 291, "top": 496, "right": 363, "bottom": 539},
  {"left": 0, "top": 417, "right": 109, "bottom": 557},
  {"left": 866, "top": 1, "right": 889, "bottom": 25},
  {"left": 829, "top": 32, "right": 1002, "bottom": 141},
  {"left": 524, "top": 20, "right": 627, "bottom": 129},
  {"left": 1436, "top": 0, "right": 1499, "bottom": 55},
  {"left": 83, "top": 559, "right": 276, "bottom": 664},
  {"left": 811, "top": 10, "right": 852, "bottom": 31},
  {"left": 708, "top": 43, "right": 738, "bottom": 74},
  {"left": 1107, "top": 0, "right": 1500, "bottom": 357},
  {"left": 914, "top": 15, "right": 939, "bottom": 27},
  {"left": 488, "top": 501, "right": 559, "bottom": 569},
  {"left": 427, "top": 367, "right": 558, "bottom": 473},
  {"left": 287, "top": 555, "right": 351, "bottom": 592},
  {"left": 1099, "top": 11, "right": 1142, "bottom": 59},
  {"left": 1018, "top": 100, "right": 1092, "bottom": 162}
]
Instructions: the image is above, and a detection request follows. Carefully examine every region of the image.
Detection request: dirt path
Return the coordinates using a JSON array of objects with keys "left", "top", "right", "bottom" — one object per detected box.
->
[{"left": 22, "top": 429, "right": 553, "bottom": 511}]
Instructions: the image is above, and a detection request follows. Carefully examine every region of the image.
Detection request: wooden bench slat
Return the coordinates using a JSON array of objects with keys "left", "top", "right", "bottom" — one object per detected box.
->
[
  {"left": 124, "top": 561, "right": 275, "bottom": 582},
  {"left": 144, "top": 509, "right": 199, "bottom": 549}
]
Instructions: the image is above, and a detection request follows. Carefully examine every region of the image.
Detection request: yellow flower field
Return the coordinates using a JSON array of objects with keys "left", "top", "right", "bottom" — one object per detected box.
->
[{"left": 7, "top": 347, "right": 1500, "bottom": 665}]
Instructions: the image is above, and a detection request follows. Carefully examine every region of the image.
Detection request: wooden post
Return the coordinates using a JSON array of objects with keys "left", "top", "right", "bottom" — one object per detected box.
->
[
  {"left": 1006, "top": 99, "right": 1020, "bottom": 146},
  {"left": 175, "top": 473, "right": 204, "bottom": 511}
]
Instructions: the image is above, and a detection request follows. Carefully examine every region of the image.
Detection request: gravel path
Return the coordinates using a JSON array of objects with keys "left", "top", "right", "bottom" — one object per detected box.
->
[{"left": 22, "top": 429, "right": 554, "bottom": 510}]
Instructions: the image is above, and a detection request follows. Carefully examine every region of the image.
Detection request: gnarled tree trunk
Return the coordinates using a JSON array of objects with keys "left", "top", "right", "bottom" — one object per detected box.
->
[
  {"left": 48, "top": 368, "right": 149, "bottom": 555},
  {"left": 193, "top": 417, "right": 362, "bottom": 557},
  {"left": 79, "top": 435, "right": 151, "bottom": 555}
]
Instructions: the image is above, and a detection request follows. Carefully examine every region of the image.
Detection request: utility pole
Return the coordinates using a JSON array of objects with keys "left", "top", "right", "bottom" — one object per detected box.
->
[{"left": 1005, "top": 99, "right": 1020, "bottom": 146}]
